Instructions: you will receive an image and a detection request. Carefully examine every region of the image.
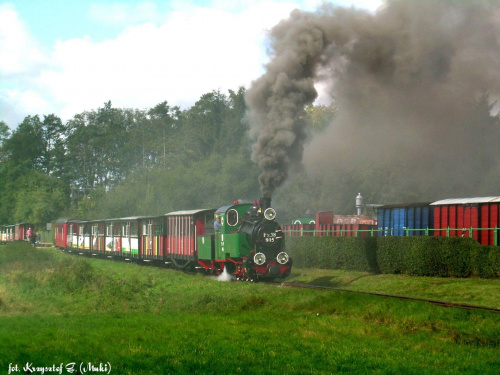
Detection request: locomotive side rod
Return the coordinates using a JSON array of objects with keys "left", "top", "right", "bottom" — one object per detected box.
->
[{"left": 274, "top": 282, "right": 500, "bottom": 314}]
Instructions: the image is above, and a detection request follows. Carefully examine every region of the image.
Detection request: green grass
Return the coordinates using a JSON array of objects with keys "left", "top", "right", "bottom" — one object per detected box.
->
[
  {"left": 0, "top": 243, "right": 499, "bottom": 374},
  {"left": 284, "top": 268, "right": 500, "bottom": 309}
]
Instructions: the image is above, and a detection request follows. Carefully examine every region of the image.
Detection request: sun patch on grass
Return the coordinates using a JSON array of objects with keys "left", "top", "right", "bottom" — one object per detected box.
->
[{"left": 300, "top": 329, "right": 319, "bottom": 338}]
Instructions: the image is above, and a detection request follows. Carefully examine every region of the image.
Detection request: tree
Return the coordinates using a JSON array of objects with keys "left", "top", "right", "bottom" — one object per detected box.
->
[
  {"left": 304, "top": 103, "right": 338, "bottom": 133},
  {"left": 3, "top": 115, "right": 44, "bottom": 170},
  {"left": 145, "top": 101, "right": 181, "bottom": 169},
  {"left": 0, "top": 121, "right": 11, "bottom": 163},
  {"left": 40, "top": 114, "right": 66, "bottom": 177},
  {"left": 13, "top": 172, "right": 68, "bottom": 225}
]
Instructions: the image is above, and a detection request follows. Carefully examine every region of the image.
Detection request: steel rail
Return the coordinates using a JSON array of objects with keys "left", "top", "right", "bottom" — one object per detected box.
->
[{"left": 274, "top": 282, "right": 500, "bottom": 314}]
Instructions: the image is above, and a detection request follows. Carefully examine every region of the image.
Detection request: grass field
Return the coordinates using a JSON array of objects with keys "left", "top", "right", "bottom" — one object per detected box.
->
[
  {"left": 0, "top": 243, "right": 499, "bottom": 374},
  {"left": 284, "top": 268, "right": 500, "bottom": 310}
]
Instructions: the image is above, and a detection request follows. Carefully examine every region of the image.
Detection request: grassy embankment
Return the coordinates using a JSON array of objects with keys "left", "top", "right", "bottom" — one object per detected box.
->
[{"left": 0, "top": 242, "right": 499, "bottom": 374}]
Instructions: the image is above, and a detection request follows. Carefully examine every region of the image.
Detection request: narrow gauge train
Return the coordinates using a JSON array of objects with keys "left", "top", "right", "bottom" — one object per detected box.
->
[{"left": 53, "top": 198, "right": 292, "bottom": 281}]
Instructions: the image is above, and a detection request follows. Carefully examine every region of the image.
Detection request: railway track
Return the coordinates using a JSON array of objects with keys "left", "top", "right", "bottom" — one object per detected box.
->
[{"left": 274, "top": 282, "right": 500, "bottom": 314}]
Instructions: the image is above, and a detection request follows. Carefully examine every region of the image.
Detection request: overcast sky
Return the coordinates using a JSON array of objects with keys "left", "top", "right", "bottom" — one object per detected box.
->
[{"left": 0, "top": 0, "right": 383, "bottom": 128}]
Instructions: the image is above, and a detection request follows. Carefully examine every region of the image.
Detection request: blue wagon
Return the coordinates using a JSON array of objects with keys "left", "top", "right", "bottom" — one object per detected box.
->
[{"left": 377, "top": 203, "right": 433, "bottom": 236}]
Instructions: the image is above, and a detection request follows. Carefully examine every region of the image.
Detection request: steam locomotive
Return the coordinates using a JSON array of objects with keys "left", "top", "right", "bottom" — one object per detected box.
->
[{"left": 52, "top": 198, "right": 291, "bottom": 281}]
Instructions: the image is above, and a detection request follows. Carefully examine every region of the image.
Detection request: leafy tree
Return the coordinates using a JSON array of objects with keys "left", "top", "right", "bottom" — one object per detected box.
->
[
  {"left": 0, "top": 120, "right": 10, "bottom": 161},
  {"left": 304, "top": 103, "right": 338, "bottom": 132},
  {"left": 3, "top": 115, "right": 44, "bottom": 170},
  {"left": 179, "top": 88, "right": 249, "bottom": 163},
  {"left": 148, "top": 101, "right": 181, "bottom": 167},
  {"left": 181, "top": 90, "right": 228, "bottom": 161},
  {"left": 66, "top": 102, "right": 134, "bottom": 190},
  {"left": 40, "top": 114, "right": 66, "bottom": 177},
  {"left": 13, "top": 172, "right": 68, "bottom": 225}
]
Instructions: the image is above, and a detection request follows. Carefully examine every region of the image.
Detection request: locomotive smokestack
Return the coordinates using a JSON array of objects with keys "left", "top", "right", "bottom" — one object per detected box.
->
[{"left": 260, "top": 197, "right": 272, "bottom": 210}]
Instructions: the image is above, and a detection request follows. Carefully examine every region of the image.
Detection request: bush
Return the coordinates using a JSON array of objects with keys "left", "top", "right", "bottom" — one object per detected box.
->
[
  {"left": 286, "top": 235, "right": 500, "bottom": 278},
  {"left": 471, "top": 244, "right": 500, "bottom": 278},
  {"left": 286, "top": 236, "right": 378, "bottom": 273}
]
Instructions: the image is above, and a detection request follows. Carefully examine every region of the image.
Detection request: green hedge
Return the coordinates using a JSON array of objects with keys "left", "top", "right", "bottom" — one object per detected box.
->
[
  {"left": 286, "top": 237, "right": 379, "bottom": 273},
  {"left": 286, "top": 236, "right": 500, "bottom": 278}
]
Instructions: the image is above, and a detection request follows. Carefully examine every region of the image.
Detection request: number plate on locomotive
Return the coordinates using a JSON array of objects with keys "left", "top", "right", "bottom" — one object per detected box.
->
[{"left": 264, "top": 232, "right": 276, "bottom": 242}]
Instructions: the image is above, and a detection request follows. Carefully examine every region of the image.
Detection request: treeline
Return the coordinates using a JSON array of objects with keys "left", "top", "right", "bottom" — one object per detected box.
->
[
  {"left": 0, "top": 88, "right": 272, "bottom": 225},
  {"left": 1, "top": 86, "right": 499, "bottom": 228},
  {"left": 0, "top": 88, "right": 336, "bottom": 226}
]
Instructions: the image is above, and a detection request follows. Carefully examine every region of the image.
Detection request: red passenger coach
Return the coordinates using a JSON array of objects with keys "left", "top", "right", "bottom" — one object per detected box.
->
[
  {"left": 15, "top": 223, "right": 31, "bottom": 241},
  {"left": 165, "top": 209, "right": 215, "bottom": 267},
  {"left": 54, "top": 218, "right": 84, "bottom": 248}
]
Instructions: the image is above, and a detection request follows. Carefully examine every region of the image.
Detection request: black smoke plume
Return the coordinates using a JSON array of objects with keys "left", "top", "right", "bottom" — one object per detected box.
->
[{"left": 246, "top": 0, "right": 500, "bottom": 201}]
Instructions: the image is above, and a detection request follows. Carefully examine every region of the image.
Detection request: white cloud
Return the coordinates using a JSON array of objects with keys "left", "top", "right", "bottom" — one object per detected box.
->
[
  {"left": 88, "top": 1, "right": 160, "bottom": 26},
  {"left": 38, "top": 1, "right": 302, "bottom": 120},
  {"left": 0, "top": 3, "right": 47, "bottom": 76},
  {"left": 0, "top": 3, "right": 52, "bottom": 127},
  {"left": 0, "top": 0, "right": 385, "bottom": 127}
]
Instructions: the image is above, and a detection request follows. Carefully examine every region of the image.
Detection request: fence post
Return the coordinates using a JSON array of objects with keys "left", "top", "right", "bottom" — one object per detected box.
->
[
  {"left": 447, "top": 227, "right": 450, "bottom": 237},
  {"left": 495, "top": 227, "right": 498, "bottom": 246}
]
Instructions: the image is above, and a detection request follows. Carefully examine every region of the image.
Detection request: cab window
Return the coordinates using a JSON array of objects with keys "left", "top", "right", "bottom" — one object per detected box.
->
[{"left": 227, "top": 209, "right": 238, "bottom": 226}]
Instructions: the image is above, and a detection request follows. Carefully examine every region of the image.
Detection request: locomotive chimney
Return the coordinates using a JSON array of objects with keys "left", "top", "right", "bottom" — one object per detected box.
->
[{"left": 260, "top": 197, "right": 272, "bottom": 210}]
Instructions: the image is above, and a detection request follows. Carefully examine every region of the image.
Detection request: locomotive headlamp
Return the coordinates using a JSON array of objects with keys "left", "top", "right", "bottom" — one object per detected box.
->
[
  {"left": 276, "top": 252, "right": 289, "bottom": 265},
  {"left": 254, "top": 252, "right": 266, "bottom": 265},
  {"left": 264, "top": 208, "right": 277, "bottom": 221}
]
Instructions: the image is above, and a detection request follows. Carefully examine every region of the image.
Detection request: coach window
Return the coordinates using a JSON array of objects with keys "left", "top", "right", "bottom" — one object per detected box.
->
[
  {"left": 130, "top": 222, "right": 138, "bottom": 237},
  {"left": 107, "top": 224, "right": 113, "bottom": 237},
  {"left": 122, "top": 223, "right": 130, "bottom": 237},
  {"left": 227, "top": 209, "right": 238, "bottom": 226},
  {"left": 153, "top": 220, "right": 162, "bottom": 235}
]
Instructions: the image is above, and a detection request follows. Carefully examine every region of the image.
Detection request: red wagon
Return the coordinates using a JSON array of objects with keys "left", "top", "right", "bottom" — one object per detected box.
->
[{"left": 431, "top": 196, "right": 500, "bottom": 246}]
